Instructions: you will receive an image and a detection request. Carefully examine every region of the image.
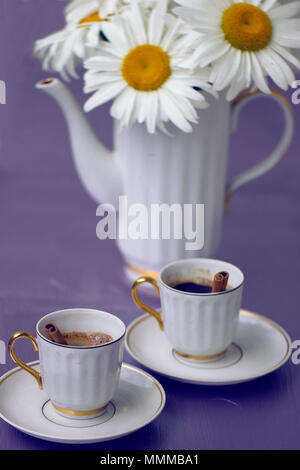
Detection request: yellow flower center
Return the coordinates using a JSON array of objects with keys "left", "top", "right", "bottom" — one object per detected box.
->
[
  {"left": 221, "top": 3, "right": 272, "bottom": 51},
  {"left": 79, "top": 11, "right": 102, "bottom": 27},
  {"left": 122, "top": 45, "right": 171, "bottom": 92}
]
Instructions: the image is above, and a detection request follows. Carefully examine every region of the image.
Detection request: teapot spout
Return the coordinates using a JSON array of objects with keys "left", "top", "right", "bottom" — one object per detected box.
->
[{"left": 36, "top": 78, "right": 122, "bottom": 206}]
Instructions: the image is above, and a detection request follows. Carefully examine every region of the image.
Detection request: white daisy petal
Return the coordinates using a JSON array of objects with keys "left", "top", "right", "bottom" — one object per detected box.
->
[
  {"left": 165, "top": 79, "right": 208, "bottom": 102},
  {"left": 250, "top": 52, "right": 271, "bottom": 94},
  {"left": 146, "top": 92, "right": 159, "bottom": 134},
  {"left": 148, "top": 0, "right": 168, "bottom": 45},
  {"left": 192, "top": 36, "right": 231, "bottom": 68},
  {"left": 210, "top": 48, "right": 242, "bottom": 91},
  {"left": 84, "top": 80, "right": 126, "bottom": 111},
  {"left": 274, "top": 19, "right": 300, "bottom": 48},
  {"left": 258, "top": 47, "right": 295, "bottom": 89},
  {"left": 269, "top": 1, "right": 300, "bottom": 20},
  {"left": 101, "top": 20, "right": 129, "bottom": 53},
  {"left": 226, "top": 53, "right": 251, "bottom": 100},
  {"left": 85, "top": 55, "right": 120, "bottom": 71},
  {"left": 110, "top": 88, "right": 130, "bottom": 120},
  {"left": 128, "top": 1, "right": 147, "bottom": 45},
  {"left": 162, "top": 22, "right": 184, "bottom": 53},
  {"left": 271, "top": 42, "right": 300, "bottom": 70},
  {"left": 261, "top": 0, "right": 278, "bottom": 12},
  {"left": 84, "top": 73, "right": 123, "bottom": 93},
  {"left": 121, "top": 87, "right": 137, "bottom": 128},
  {"left": 159, "top": 89, "right": 193, "bottom": 133},
  {"left": 136, "top": 93, "right": 149, "bottom": 125}
]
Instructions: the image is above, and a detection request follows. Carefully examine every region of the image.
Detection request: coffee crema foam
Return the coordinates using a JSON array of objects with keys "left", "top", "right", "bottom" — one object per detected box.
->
[{"left": 62, "top": 332, "right": 113, "bottom": 347}]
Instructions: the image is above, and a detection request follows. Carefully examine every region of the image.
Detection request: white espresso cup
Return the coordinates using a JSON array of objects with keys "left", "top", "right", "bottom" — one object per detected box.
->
[
  {"left": 8, "top": 308, "right": 125, "bottom": 419},
  {"left": 132, "top": 259, "right": 244, "bottom": 361}
]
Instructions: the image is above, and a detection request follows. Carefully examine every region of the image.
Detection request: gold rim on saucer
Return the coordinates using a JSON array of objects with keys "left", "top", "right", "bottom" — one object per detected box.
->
[
  {"left": 0, "top": 362, "right": 166, "bottom": 444},
  {"left": 125, "top": 310, "right": 292, "bottom": 385}
]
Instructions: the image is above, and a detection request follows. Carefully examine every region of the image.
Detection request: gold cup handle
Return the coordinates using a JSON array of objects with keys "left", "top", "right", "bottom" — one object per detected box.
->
[
  {"left": 8, "top": 331, "right": 43, "bottom": 390},
  {"left": 132, "top": 277, "right": 164, "bottom": 331}
]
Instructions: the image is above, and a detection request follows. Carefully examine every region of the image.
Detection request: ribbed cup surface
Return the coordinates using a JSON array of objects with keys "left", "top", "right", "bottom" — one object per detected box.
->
[
  {"left": 38, "top": 337, "right": 124, "bottom": 411},
  {"left": 160, "top": 286, "right": 243, "bottom": 357}
]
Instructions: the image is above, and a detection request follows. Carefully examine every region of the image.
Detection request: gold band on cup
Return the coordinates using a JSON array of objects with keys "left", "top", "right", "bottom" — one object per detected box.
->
[
  {"left": 174, "top": 349, "right": 226, "bottom": 361},
  {"left": 52, "top": 403, "right": 107, "bottom": 417}
]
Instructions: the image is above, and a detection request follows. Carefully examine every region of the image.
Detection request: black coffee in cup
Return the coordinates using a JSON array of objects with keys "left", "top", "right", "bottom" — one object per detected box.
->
[{"left": 172, "top": 281, "right": 212, "bottom": 294}]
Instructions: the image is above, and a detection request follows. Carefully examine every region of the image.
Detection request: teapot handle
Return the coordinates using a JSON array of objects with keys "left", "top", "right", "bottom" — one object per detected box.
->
[{"left": 226, "top": 89, "right": 294, "bottom": 211}]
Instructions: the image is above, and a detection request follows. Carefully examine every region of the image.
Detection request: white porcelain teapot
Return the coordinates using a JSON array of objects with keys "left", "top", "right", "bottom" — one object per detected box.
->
[{"left": 37, "top": 78, "right": 294, "bottom": 280}]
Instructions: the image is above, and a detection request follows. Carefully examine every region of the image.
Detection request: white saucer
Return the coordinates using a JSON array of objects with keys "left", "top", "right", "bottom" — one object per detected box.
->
[
  {"left": 0, "top": 362, "right": 165, "bottom": 444},
  {"left": 125, "top": 310, "right": 292, "bottom": 385}
]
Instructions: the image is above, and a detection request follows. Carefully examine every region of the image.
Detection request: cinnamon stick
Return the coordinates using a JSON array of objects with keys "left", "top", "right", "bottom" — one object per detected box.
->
[
  {"left": 212, "top": 271, "right": 229, "bottom": 293},
  {"left": 44, "top": 322, "right": 68, "bottom": 345}
]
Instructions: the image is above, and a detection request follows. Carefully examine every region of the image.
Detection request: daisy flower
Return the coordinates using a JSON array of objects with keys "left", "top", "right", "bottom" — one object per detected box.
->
[
  {"left": 34, "top": 0, "right": 121, "bottom": 80},
  {"left": 174, "top": 0, "right": 300, "bottom": 100},
  {"left": 83, "top": 0, "right": 214, "bottom": 134}
]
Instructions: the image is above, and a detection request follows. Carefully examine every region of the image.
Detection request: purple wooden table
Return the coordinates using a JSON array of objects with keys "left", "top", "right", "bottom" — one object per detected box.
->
[{"left": 0, "top": 1, "right": 300, "bottom": 450}]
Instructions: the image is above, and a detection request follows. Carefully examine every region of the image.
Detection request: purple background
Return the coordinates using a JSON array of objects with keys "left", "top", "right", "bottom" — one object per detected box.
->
[{"left": 0, "top": 0, "right": 300, "bottom": 450}]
